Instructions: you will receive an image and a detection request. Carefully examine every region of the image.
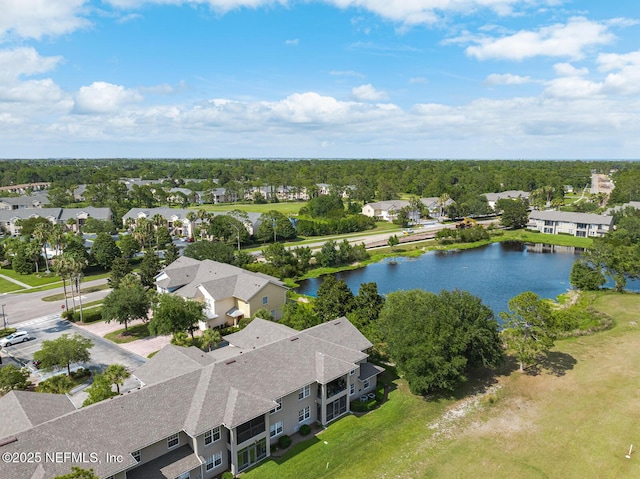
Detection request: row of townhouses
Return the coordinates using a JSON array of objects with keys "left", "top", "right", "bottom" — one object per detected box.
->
[
  {"left": 0, "top": 207, "right": 112, "bottom": 236},
  {"left": 0, "top": 318, "right": 384, "bottom": 479}
]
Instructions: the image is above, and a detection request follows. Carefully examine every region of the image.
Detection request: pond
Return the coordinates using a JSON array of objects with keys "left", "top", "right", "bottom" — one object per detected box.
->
[{"left": 297, "top": 242, "right": 581, "bottom": 316}]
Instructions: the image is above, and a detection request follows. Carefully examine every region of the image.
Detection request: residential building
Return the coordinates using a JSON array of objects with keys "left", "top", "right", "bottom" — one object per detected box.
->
[
  {"left": 528, "top": 210, "right": 613, "bottom": 237},
  {"left": 155, "top": 256, "right": 288, "bottom": 327},
  {"left": 0, "top": 182, "right": 50, "bottom": 195},
  {"left": 482, "top": 190, "right": 530, "bottom": 210},
  {"left": 0, "top": 318, "right": 383, "bottom": 479},
  {"left": 0, "top": 207, "right": 111, "bottom": 236},
  {"left": 606, "top": 201, "right": 640, "bottom": 215},
  {"left": 361, "top": 197, "right": 453, "bottom": 222},
  {"left": 0, "top": 191, "right": 49, "bottom": 210}
]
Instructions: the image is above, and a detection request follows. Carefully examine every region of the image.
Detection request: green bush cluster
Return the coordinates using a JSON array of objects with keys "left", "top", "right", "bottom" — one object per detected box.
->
[
  {"left": 299, "top": 424, "right": 311, "bottom": 436},
  {"left": 221, "top": 471, "right": 235, "bottom": 479},
  {"left": 278, "top": 435, "right": 292, "bottom": 449},
  {"left": 296, "top": 215, "right": 375, "bottom": 236},
  {"left": 80, "top": 308, "right": 103, "bottom": 323},
  {"left": 0, "top": 328, "right": 17, "bottom": 338},
  {"left": 350, "top": 398, "right": 378, "bottom": 412}
]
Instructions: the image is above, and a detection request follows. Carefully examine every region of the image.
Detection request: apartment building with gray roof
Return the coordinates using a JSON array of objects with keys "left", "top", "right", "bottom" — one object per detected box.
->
[{"left": 0, "top": 318, "right": 383, "bottom": 479}]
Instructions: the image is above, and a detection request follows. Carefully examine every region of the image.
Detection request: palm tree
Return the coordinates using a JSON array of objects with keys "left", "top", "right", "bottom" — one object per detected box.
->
[
  {"left": 49, "top": 224, "right": 67, "bottom": 257},
  {"left": 33, "top": 222, "right": 52, "bottom": 273},
  {"left": 438, "top": 193, "right": 451, "bottom": 218},
  {"left": 51, "top": 253, "right": 73, "bottom": 312},
  {"left": 201, "top": 328, "right": 222, "bottom": 352},
  {"left": 186, "top": 211, "right": 197, "bottom": 241},
  {"left": 67, "top": 254, "right": 88, "bottom": 316}
]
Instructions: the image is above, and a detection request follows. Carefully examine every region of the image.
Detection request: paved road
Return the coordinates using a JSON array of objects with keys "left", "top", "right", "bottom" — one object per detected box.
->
[{"left": 0, "top": 278, "right": 110, "bottom": 327}]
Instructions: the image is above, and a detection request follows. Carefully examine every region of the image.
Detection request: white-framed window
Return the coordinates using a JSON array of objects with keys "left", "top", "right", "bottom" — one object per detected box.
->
[
  {"left": 349, "top": 369, "right": 355, "bottom": 376},
  {"left": 206, "top": 451, "right": 223, "bottom": 471},
  {"left": 167, "top": 433, "right": 179, "bottom": 449},
  {"left": 270, "top": 421, "right": 283, "bottom": 438},
  {"left": 299, "top": 406, "right": 310, "bottom": 423},
  {"left": 298, "top": 384, "right": 310, "bottom": 400},
  {"left": 350, "top": 383, "right": 355, "bottom": 395},
  {"left": 262, "top": 296, "right": 268, "bottom": 305},
  {"left": 270, "top": 398, "right": 282, "bottom": 414},
  {"left": 363, "top": 379, "right": 370, "bottom": 390},
  {"left": 204, "top": 426, "right": 221, "bottom": 445},
  {"left": 131, "top": 450, "right": 141, "bottom": 463},
  {"left": 177, "top": 472, "right": 190, "bottom": 479}
]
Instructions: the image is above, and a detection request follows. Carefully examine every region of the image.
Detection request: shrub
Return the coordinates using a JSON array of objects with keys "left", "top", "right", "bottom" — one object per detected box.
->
[
  {"left": 79, "top": 308, "right": 102, "bottom": 323},
  {"left": 299, "top": 424, "right": 311, "bottom": 436},
  {"left": 350, "top": 398, "right": 378, "bottom": 412},
  {"left": 0, "top": 328, "right": 17, "bottom": 338},
  {"left": 221, "top": 472, "right": 235, "bottom": 479},
  {"left": 278, "top": 435, "right": 292, "bottom": 449}
]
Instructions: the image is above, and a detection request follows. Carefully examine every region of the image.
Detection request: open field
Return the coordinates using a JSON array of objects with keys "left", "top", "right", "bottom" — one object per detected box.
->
[
  {"left": 193, "top": 202, "right": 304, "bottom": 215},
  {"left": 244, "top": 292, "right": 640, "bottom": 479}
]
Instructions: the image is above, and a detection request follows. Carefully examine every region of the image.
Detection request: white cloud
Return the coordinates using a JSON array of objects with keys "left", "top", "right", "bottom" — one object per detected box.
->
[
  {"left": 73, "top": 82, "right": 143, "bottom": 114},
  {"left": 465, "top": 17, "right": 615, "bottom": 61},
  {"left": 285, "top": 38, "right": 299, "bottom": 45},
  {"left": 553, "top": 63, "right": 589, "bottom": 76},
  {"left": 0, "top": 47, "right": 62, "bottom": 82},
  {"left": 484, "top": 73, "right": 534, "bottom": 85},
  {"left": 597, "top": 50, "right": 640, "bottom": 96},
  {"left": 409, "top": 77, "right": 428, "bottom": 84},
  {"left": 351, "top": 83, "right": 389, "bottom": 101},
  {"left": 0, "top": 0, "right": 89, "bottom": 41}
]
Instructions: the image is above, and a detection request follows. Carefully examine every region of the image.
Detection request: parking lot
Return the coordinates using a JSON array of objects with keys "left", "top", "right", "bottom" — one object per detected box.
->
[{"left": 1, "top": 314, "right": 146, "bottom": 383}]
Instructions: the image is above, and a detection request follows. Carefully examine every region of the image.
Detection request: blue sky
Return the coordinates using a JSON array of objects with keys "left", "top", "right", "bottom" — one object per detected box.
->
[{"left": 1, "top": 1, "right": 639, "bottom": 159}]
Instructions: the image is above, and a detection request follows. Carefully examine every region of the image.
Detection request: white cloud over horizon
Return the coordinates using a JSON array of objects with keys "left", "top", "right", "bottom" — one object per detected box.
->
[
  {"left": 351, "top": 83, "right": 388, "bottom": 101},
  {"left": 465, "top": 17, "right": 615, "bottom": 61},
  {"left": 484, "top": 73, "right": 535, "bottom": 85}
]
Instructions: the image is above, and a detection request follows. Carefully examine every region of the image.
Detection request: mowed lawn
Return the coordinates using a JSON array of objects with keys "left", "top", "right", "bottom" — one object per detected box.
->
[{"left": 245, "top": 292, "right": 640, "bottom": 479}]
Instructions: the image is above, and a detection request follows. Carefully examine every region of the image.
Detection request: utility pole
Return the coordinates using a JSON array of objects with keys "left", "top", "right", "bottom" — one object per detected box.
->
[{"left": 2, "top": 304, "right": 6, "bottom": 330}]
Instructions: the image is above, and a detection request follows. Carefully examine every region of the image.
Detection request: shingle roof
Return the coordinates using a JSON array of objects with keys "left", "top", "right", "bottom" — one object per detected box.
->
[
  {"left": 158, "top": 257, "right": 286, "bottom": 302},
  {"left": 0, "top": 391, "right": 75, "bottom": 438},
  {"left": 529, "top": 210, "right": 614, "bottom": 226},
  {"left": 0, "top": 319, "right": 376, "bottom": 478},
  {"left": 126, "top": 444, "right": 202, "bottom": 479}
]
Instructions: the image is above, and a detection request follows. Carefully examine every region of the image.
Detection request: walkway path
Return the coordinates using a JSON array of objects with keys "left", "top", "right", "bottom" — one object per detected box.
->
[
  {"left": 0, "top": 273, "right": 32, "bottom": 289},
  {"left": 74, "top": 318, "right": 172, "bottom": 358}
]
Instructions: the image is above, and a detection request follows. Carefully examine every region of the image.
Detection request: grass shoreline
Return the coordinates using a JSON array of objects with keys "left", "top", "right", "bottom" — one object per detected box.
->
[{"left": 244, "top": 291, "right": 640, "bottom": 479}]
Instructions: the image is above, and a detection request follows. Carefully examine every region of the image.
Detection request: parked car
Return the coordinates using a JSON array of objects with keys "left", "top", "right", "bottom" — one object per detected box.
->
[{"left": 0, "top": 330, "right": 31, "bottom": 347}]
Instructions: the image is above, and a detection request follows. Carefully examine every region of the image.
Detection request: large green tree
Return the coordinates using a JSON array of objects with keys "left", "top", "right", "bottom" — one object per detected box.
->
[
  {"left": 54, "top": 467, "right": 100, "bottom": 479},
  {"left": 138, "top": 250, "right": 162, "bottom": 288},
  {"left": 149, "top": 294, "right": 206, "bottom": 339},
  {"left": 91, "top": 232, "right": 121, "bottom": 270},
  {"left": 379, "top": 289, "right": 503, "bottom": 395},
  {"left": 314, "top": 276, "right": 354, "bottom": 322},
  {"left": 498, "top": 198, "right": 530, "bottom": 229},
  {"left": 0, "top": 364, "right": 30, "bottom": 393},
  {"left": 569, "top": 259, "right": 606, "bottom": 291},
  {"left": 500, "top": 291, "right": 556, "bottom": 372},
  {"left": 184, "top": 240, "right": 235, "bottom": 264},
  {"left": 33, "top": 333, "right": 93, "bottom": 376},
  {"left": 101, "top": 275, "right": 150, "bottom": 333}
]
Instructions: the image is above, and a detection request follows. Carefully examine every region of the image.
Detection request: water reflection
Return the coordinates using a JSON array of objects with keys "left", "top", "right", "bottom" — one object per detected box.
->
[{"left": 297, "top": 242, "right": 578, "bottom": 315}]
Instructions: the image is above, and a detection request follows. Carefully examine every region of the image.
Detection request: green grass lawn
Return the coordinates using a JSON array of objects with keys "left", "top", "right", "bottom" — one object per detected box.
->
[
  {"left": 193, "top": 202, "right": 304, "bottom": 215},
  {"left": 103, "top": 323, "right": 151, "bottom": 343},
  {"left": 245, "top": 292, "right": 640, "bottom": 479},
  {"left": 0, "top": 276, "right": 25, "bottom": 293},
  {"left": 0, "top": 267, "right": 61, "bottom": 287}
]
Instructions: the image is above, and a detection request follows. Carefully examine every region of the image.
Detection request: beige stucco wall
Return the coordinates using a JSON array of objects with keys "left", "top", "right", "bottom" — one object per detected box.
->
[{"left": 243, "top": 282, "right": 287, "bottom": 320}]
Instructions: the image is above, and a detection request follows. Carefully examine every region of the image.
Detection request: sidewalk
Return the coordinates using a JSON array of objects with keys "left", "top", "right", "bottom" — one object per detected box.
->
[
  {"left": 73, "top": 318, "right": 172, "bottom": 358},
  {"left": 0, "top": 272, "right": 32, "bottom": 289}
]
